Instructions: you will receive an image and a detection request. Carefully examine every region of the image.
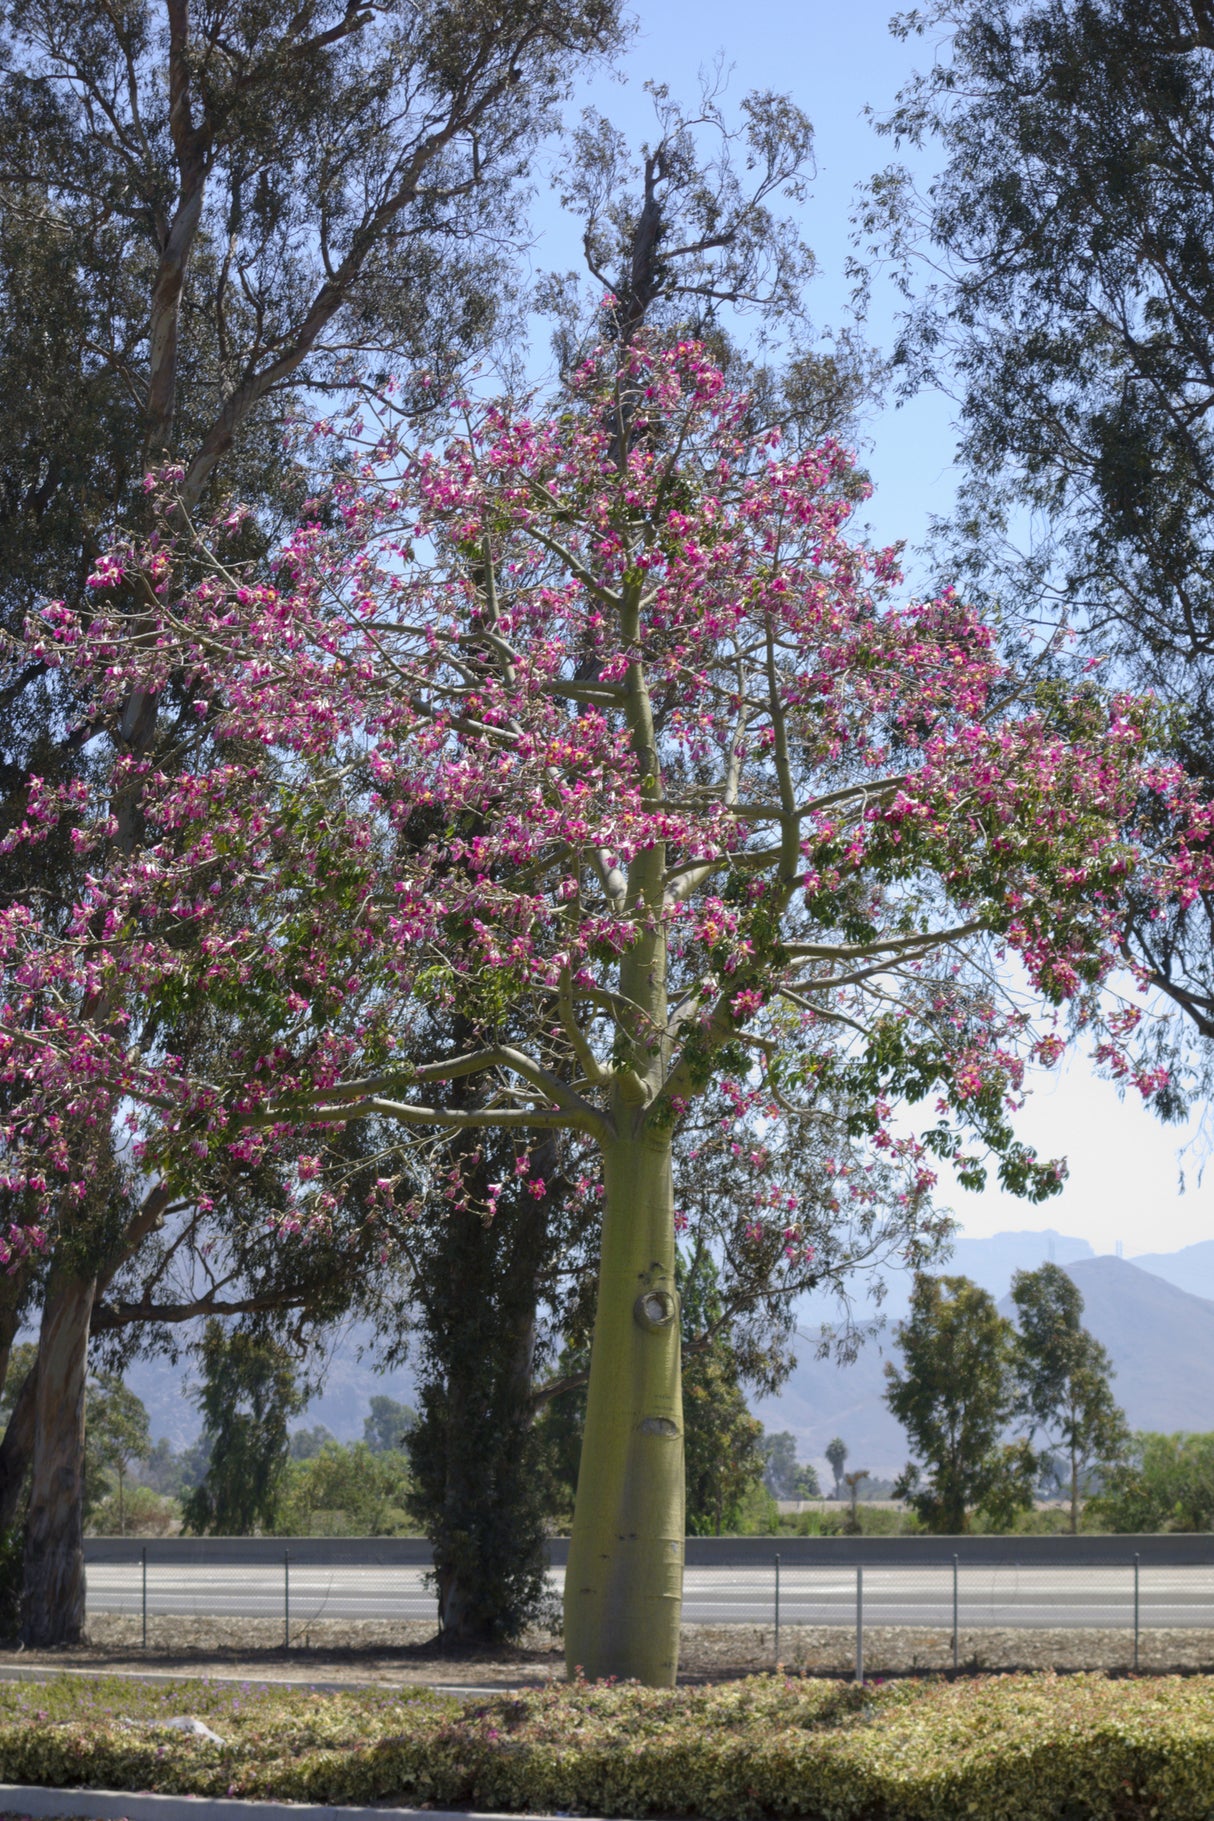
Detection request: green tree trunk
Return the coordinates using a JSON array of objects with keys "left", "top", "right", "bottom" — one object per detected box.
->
[{"left": 564, "top": 1129, "right": 683, "bottom": 1686}]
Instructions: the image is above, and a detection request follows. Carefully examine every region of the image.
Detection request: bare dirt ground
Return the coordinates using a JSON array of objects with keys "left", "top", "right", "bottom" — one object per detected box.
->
[{"left": 0, "top": 1616, "right": 1209, "bottom": 1687}]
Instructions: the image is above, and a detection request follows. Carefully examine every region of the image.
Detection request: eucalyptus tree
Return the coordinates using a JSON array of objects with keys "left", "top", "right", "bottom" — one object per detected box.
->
[
  {"left": 863, "top": 0, "right": 1214, "bottom": 1078},
  {"left": 0, "top": 0, "right": 624, "bottom": 1644},
  {"left": 1010, "top": 1262, "right": 1128, "bottom": 1531},
  {"left": 181, "top": 1320, "right": 304, "bottom": 1537},
  {"left": 886, "top": 1274, "right": 1035, "bottom": 1533}
]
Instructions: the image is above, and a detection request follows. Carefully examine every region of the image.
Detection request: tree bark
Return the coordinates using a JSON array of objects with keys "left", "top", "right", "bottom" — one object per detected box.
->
[
  {"left": 21, "top": 1265, "right": 96, "bottom": 1646},
  {"left": 564, "top": 1128, "right": 683, "bottom": 1686},
  {"left": 434, "top": 1293, "right": 542, "bottom": 1645},
  {"left": 0, "top": 1268, "right": 33, "bottom": 1532},
  {"left": 1071, "top": 1445, "right": 1079, "bottom": 1536},
  {"left": 409, "top": 1131, "right": 562, "bottom": 1649},
  {"left": 0, "top": 1361, "right": 37, "bottom": 1535}
]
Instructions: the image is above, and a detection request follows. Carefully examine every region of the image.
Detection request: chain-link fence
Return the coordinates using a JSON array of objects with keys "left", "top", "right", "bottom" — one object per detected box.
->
[
  {"left": 84, "top": 1542, "right": 438, "bottom": 1652},
  {"left": 82, "top": 1540, "right": 1214, "bottom": 1673},
  {"left": 754, "top": 1554, "right": 1214, "bottom": 1676}
]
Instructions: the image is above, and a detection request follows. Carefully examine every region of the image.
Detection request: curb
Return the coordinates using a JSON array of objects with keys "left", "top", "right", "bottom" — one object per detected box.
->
[
  {"left": 0, "top": 1668, "right": 513, "bottom": 1698},
  {"left": 0, "top": 1789, "right": 585, "bottom": 1821}
]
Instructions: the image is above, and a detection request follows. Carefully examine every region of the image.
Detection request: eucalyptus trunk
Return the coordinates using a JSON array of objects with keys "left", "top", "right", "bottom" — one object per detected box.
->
[
  {"left": 407, "top": 1110, "right": 564, "bottom": 1647},
  {"left": 1070, "top": 1445, "right": 1080, "bottom": 1536},
  {"left": 564, "top": 1125, "right": 683, "bottom": 1685},
  {"left": 0, "top": 1274, "right": 33, "bottom": 1532},
  {"left": 432, "top": 1282, "right": 541, "bottom": 1645},
  {"left": 0, "top": 1365, "right": 36, "bottom": 1535},
  {"left": 21, "top": 1265, "right": 95, "bottom": 1646}
]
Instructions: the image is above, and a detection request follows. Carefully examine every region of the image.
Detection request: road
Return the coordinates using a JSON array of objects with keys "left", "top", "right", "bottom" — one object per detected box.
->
[{"left": 85, "top": 1562, "right": 1214, "bottom": 1630}]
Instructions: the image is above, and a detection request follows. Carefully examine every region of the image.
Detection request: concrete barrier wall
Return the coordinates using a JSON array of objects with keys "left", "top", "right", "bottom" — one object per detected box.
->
[
  {"left": 84, "top": 1532, "right": 1214, "bottom": 1568},
  {"left": 85, "top": 1537, "right": 436, "bottom": 1567}
]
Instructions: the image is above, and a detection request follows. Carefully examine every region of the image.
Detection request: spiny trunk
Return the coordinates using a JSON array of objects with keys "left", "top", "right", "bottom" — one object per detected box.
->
[
  {"left": 21, "top": 1266, "right": 95, "bottom": 1647},
  {"left": 564, "top": 1129, "right": 683, "bottom": 1686}
]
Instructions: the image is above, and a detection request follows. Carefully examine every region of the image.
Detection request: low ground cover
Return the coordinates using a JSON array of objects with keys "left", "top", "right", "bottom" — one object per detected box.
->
[
  {"left": 22, "top": 1613, "right": 1211, "bottom": 1677},
  {"left": 0, "top": 1670, "right": 1212, "bottom": 1818}
]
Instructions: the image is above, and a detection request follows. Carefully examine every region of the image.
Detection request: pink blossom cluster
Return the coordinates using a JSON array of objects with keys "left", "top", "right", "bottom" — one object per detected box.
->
[{"left": 0, "top": 340, "right": 1207, "bottom": 1247}]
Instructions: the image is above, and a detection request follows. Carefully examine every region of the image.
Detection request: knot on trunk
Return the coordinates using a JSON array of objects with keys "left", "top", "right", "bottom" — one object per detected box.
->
[
  {"left": 633, "top": 1289, "right": 677, "bottom": 1331},
  {"left": 639, "top": 1415, "right": 679, "bottom": 1436}
]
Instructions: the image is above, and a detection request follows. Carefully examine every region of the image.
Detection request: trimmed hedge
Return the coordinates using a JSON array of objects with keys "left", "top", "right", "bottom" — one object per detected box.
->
[{"left": 1, "top": 1671, "right": 1212, "bottom": 1818}]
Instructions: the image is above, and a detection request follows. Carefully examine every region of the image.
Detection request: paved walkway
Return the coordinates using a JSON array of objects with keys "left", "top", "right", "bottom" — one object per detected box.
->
[
  {"left": 0, "top": 1664, "right": 500, "bottom": 1697},
  {"left": 0, "top": 1789, "right": 590, "bottom": 1821}
]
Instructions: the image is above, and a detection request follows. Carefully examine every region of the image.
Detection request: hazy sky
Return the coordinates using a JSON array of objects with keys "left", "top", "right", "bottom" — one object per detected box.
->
[{"left": 529, "top": 0, "right": 1214, "bottom": 1259}]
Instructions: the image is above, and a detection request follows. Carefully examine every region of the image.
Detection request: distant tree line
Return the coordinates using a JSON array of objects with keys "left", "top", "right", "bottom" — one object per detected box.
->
[
  {"left": 65, "top": 1319, "right": 816, "bottom": 1546},
  {"left": 31, "top": 1259, "right": 1214, "bottom": 1558}
]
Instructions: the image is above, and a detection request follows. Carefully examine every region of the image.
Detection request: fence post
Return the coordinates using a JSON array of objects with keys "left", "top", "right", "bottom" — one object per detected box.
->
[
  {"left": 855, "top": 1565, "right": 863, "bottom": 1684},
  {"left": 141, "top": 1546, "right": 147, "bottom": 1651},
  {"left": 1133, "top": 1552, "right": 1140, "bottom": 1672},
  {"left": 773, "top": 1553, "right": 781, "bottom": 1669},
  {"left": 952, "top": 1553, "right": 959, "bottom": 1673},
  {"left": 284, "top": 1550, "right": 290, "bottom": 1651}
]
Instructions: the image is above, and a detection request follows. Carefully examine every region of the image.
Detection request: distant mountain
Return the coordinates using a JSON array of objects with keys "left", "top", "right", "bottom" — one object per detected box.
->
[
  {"left": 951, "top": 1229, "right": 1096, "bottom": 1297},
  {"left": 752, "top": 1335, "right": 907, "bottom": 1479},
  {"left": 123, "top": 1227, "right": 1104, "bottom": 1459},
  {"left": 1129, "top": 1239, "right": 1214, "bottom": 1307},
  {"left": 791, "top": 1226, "right": 1096, "bottom": 1331},
  {"left": 1021, "top": 1256, "right": 1214, "bottom": 1436},
  {"left": 115, "top": 1232, "right": 1214, "bottom": 1482}
]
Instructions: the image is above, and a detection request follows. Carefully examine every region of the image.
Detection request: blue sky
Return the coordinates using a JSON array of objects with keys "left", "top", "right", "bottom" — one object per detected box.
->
[
  {"left": 526, "top": 0, "right": 1214, "bottom": 1258},
  {"left": 530, "top": 0, "right": 958, "bottom": 551}
]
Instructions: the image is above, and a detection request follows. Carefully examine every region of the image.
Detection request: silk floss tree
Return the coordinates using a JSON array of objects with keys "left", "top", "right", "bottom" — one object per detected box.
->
[{"left": 2, "top": 341, "right": 1205, "bottom": 1682}]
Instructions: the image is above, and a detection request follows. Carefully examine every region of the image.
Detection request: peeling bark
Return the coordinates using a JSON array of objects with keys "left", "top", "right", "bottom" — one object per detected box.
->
[
  {"left": 0, "top": 1363, "right": 37, "bottom": 1537},
  {"left": 21, "top": 1266, "right": 96, "bottom": 1647}
]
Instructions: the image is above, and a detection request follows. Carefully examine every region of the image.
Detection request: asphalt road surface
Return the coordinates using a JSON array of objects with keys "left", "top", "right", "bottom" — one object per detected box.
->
[{"left": 85, "top": 1563, "right": 1214, "bottom": 1630}]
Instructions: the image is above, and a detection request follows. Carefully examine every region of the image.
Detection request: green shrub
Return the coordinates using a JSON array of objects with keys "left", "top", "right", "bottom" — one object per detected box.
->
[
  {"left": 733, "top": 1481, "right": 781, "bottom": 1534},
  {"left": 88, "top": 1485, "right": 180, "bottom": 1537},
  {"left": 6, "top": 1670, "right": 1214, "bottom": 1818},
  {"left": 273, "top": 1442, "right": 413, "bottom": 1536},
  {"left": 1090, "top": 1431, "right": 1214, "bottom": 1532},
  {"left": 849, "top": 1503, "right": 920, "bottom": 1536},
  {"left": 969, "top": 1503, "right": 1106, "bottom": 1536},
  {"left": 785, "top": 1503, "right": 921, "bottom": 1537},
  {"left": 792, "top": 1506, "right": 845, "bottom": 1536}
]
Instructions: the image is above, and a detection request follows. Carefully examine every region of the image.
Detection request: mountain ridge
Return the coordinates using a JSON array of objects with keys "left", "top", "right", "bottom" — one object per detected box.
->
[{"left": 119, "top": 1226, "right": 1214, "bottom": 1477}]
